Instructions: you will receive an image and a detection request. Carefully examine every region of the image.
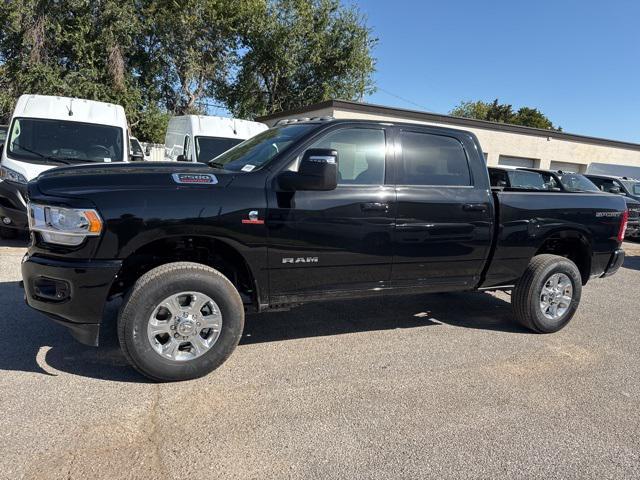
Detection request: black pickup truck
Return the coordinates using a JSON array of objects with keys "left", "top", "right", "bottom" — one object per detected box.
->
[{"left": 21, "top": 119, "right": 627, "bottom": 381}]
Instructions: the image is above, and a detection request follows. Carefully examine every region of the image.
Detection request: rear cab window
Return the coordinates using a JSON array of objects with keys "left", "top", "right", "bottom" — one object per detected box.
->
[{"left": 399, "top": 131, "right": 471, "bottom": 186}]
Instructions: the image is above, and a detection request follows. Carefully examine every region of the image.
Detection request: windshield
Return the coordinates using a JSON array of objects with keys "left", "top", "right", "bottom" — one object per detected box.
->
[
  {"left": 559, "top": 174, "right": 600, "bottom": 192},
  {"left": 7, "top": 117, "right": 124, "bottom": 165},
  {"left": 196, "top": 136, "right": 243, "bottom": 163},
  {"left": 620, "top": 180, "right": 640, "bottom": 196},
  {"left": 208, "top": 124, "right": 316, "bottom": 172}
]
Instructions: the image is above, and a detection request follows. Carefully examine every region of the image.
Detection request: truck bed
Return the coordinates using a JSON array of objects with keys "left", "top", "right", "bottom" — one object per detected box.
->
[{"left": 481, "top": 190, "right": 626, "bottom": 288}]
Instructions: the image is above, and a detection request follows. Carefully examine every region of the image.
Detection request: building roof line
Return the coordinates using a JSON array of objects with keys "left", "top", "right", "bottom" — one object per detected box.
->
[{"left": 257, "top": 99, "right": 640, "bottom": 152}]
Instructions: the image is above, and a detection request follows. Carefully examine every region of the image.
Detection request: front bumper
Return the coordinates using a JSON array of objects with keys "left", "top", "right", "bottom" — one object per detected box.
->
[
  {"left": 0, "top": 179, "right": 28, "bottom": 230},
  {"left": 22, "top": 254, "right": 122, "bottom": 346},
  {"left": 601, "top": 248, "right": 625, "bottom": 278}
]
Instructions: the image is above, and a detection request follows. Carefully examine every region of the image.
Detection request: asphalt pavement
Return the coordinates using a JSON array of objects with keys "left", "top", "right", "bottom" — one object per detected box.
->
[{"left": 1, "top": 236, "right": 639, "bottom": 479}]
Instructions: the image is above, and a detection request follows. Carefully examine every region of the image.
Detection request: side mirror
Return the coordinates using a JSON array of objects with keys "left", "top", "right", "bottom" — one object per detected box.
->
[
  {"left": 278, "top": 148, "right": 338, "bottom": 191},
  {"left": 608, "top": 186, "right": 622, "bottom": 194},
  {"left": 130, "top": 152, "right": 144, "bottom": 162},
  {"left": 176, "top": 154, "right": 188, "bottom": 162},
  {"left": 496, "top": 180, "right": 507, "bottom": 188},
  {"left": 144, "top": 145, "right": 151, "bottom": 156}
]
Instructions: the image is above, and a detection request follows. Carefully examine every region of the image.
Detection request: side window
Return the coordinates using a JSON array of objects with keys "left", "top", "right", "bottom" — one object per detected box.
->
[
  {"left": 598, "top": 179, "right": 617, "bottom": 192},
  {"left": 183, "top": 136, "right": 190, "bottom": 159},
  {"left": 309, "top": 128, "right": 386, "bottom": 185},
  {"left": 489, "top": 168, "right": 508, "bottom": 187},
  {"left": 541, "top": 173, "right": 559, "bottom": 190},
  {"left": 589, "top": 177, "right": 605, "bottom": 190},
  {"left": 400, "top": 131, "right": 471, "bottom": 186},
  {"left": 508, "top": 170, "right": 546, "bottom": 190}
]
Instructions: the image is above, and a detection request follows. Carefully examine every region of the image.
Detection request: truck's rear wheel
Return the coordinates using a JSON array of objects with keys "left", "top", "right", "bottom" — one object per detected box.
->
[
  {"left": 512, "top": 254, "right": 582, "bottom": 333},
  {"left": 118, "top": 262, "right": 244, "bottom": 382}
]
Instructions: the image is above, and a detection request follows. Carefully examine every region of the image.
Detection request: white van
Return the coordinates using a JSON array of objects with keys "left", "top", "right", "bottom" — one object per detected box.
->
[
  {"left": 0, "top": 94, "right": 135, "bottom": 237},
  {"left": 164, "top": 115, "right": 267, "bottom": 163}
]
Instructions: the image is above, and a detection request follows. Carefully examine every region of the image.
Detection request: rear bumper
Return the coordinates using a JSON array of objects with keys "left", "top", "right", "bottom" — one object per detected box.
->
[
  {"left": 601, "top": 248, "right": 625, "bottom": 278},
  {"left": 21, "top": 254, "right": 122, "bottom": 346},
  {"left": 0, "top": 179, "right": 28, "bottom": 230}
]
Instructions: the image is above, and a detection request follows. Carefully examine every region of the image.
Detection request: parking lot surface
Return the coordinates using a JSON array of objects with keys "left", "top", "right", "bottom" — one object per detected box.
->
[{"left": 1, "top": 237, "right": 640, "bottom": 479}]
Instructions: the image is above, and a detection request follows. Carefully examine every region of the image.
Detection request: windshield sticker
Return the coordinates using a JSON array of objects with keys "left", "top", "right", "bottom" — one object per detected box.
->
[
  {"left": 104, "top": 158, "right": 111, "bottom": 162},
  {"left": 241, "top": 164, "right": 256, "bottom": 172},
  {"left": 172, "top": 173, "right": 218, "bottom": 185}
]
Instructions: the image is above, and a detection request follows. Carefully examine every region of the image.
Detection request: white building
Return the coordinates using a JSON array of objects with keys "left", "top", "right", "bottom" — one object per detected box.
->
[{"left": 258, "top": 100, "right": 640, "bottom": 173}]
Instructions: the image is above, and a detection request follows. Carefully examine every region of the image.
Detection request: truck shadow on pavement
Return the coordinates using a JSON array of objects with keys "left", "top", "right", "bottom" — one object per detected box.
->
[
  {"left": 622, "top": 252, "right": 640, "bottom": 271},
  {"left": 0, "top": 278, "right": 526, "bottom": 382}
]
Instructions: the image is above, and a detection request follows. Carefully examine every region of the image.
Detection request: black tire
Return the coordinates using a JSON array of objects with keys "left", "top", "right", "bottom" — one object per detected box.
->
[
  {"left": 0, "top": 226, "right": 17, "bottom": 239},
  {"left": 117, "top": 262, "right": 244, "bottom": 382},
  {"left": 512, "top": 254, "right": 582, "bottom": 333}
]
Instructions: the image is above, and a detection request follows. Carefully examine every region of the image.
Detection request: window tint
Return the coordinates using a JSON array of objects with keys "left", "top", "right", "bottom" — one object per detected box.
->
[
  {"left": 507, "top": 170, "right": 546, "bottom": 190},
  {"left": 400, "top": 132, "right": 470, "bottom": 186},
  {"left": 196, "top": 136, "right": 243, "bottom": 163},
  {"left": 310, "top": 128, "right": 386, "bottom": 185},
  {"left": 489, "top": 168, "right": 508, "bottom": 187},
  {"left": 183, "top": 136, "right": 190, "bottom": 159},
  {"left": 591, "top": 178, "right": 619, "bottom": 193}
]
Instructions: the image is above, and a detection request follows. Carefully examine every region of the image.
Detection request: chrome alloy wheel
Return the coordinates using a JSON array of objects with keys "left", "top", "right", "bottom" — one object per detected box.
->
[
  {"left": 540, "top": 273, "right": 573, "bottom": 320},
  {"left": 147, "top": 292, "right": 222, "bottom": 361}
]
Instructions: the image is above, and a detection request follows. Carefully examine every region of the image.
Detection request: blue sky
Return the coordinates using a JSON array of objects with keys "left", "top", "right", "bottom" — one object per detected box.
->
[{"left": 354, "top": 0, "right": 639, "bottom": 142}]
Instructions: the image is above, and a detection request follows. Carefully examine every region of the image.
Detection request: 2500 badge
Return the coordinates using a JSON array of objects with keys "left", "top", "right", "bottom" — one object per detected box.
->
[{"left": 172, "top": 173, "right": 218, "bottom": 185}]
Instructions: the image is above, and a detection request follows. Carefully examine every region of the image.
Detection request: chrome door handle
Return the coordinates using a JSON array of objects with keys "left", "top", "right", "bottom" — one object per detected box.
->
[
  {"left": 360, "top": 202, "right": 389, "bottom": 212},
  {"left": 462, "top": 203, "right": 487, "bottom": 212}
]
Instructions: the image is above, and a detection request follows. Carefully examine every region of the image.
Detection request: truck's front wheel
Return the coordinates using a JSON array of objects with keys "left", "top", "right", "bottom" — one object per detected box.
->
[
  {"left": 512, "top": 254, "right": 582, "bottom": 333},
  {"left": 118, "top": 262, "right": 244, "bottom": 382}
]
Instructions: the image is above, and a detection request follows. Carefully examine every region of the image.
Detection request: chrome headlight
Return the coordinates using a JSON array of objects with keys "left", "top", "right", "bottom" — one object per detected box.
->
[
  {"left": 28, "top": 203, "right": 103, "bottom": 246},
  {"left": 0, "top": 165, "right": 28, "bottom": 184}
]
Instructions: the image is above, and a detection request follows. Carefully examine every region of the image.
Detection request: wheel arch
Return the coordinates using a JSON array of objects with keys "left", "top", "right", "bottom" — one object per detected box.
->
[
  {"left": 534, "top": 228, "right": 593, "bottom": 285},
  {"left": 108, "top": 235, "right": 263, "bottom": 309}
]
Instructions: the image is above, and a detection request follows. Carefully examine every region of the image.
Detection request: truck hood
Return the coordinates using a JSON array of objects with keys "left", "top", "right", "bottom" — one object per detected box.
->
[{"left": 32, "top": 162, "right": 234, "bottom": 197}]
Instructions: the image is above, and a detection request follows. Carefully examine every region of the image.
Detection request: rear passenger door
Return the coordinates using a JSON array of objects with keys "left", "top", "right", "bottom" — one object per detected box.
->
[{"left": 391, "top": 127, "right": 493, "bottom": 290}]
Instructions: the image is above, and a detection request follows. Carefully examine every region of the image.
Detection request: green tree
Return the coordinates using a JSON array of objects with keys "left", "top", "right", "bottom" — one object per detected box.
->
[
  {"left": 511, "top": 106, "right": 558, "bottom": 130},
  {"left": 221, "top": 0, "right": 377, "bottom": 118},
  {"left": 0, "top": 0, "right": 142, "bottom": 123},
  {"left": 450, "top": 98, "right": 560, "bottom": 130},
  {"left": 0, "top": 0, "right": 377, "bottom": 140},
  {"left": 135, "top": 0, "right": 254, "bottom": 116},
  {"left": 449, "top": 100, "right": 490, "bottom": 120}
]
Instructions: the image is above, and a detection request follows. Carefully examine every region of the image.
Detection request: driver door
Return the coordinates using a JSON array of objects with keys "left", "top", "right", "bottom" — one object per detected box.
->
[{"left": 266, "top": 125, "right": 396, "bottom": 302}]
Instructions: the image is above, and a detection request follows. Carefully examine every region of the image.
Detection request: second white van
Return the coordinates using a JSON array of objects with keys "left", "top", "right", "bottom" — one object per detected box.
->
[{"left": 164, "top": 115, "right": 267, "bottom": 163}]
